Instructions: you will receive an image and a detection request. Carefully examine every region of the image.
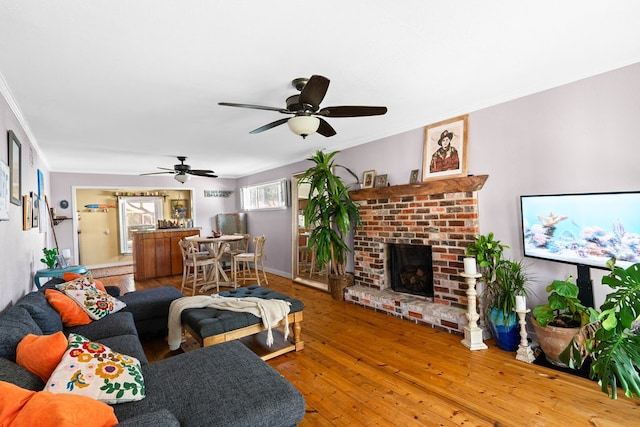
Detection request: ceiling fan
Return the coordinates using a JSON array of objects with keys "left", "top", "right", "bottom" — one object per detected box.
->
[
  {"left": 140, "top": 156, "right": 217, "bottom": 183},
  {"left": 219, "top": 75, "right": 388, "bottom": 139}
]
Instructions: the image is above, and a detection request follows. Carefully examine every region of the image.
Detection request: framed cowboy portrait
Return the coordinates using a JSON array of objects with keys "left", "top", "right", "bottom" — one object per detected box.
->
[{"left": 422, "top": 114, "right": 468, "bottom": 181}]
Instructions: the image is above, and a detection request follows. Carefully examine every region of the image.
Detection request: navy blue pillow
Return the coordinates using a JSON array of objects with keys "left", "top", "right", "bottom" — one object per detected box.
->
[{"left": 0, "top": 305, "right": 43, "bottom": 361}]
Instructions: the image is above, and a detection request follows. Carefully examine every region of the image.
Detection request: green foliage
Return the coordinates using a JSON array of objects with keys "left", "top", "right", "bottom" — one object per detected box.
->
[
  {"left": 532, "top": 276, "right": 595, "bottom": 328},
  {"left": 561, "top": 260, "right": 640, "bottom": 399},
  {"left": 465, "top": 232, "right": 509, "bottom": 285},
  {"left": 487, "top": 259, "right": 530, "bottom": 316},
  {"left": 298, "top": 150, "right": 361, "bottom": 276},
  {"left": 40, "top": 247, "right": 58, "bottom": 269}
]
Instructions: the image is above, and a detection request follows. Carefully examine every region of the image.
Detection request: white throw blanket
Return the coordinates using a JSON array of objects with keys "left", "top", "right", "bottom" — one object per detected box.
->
[{"left": 167, "top": 295, "right": 291, "bottom": 350}]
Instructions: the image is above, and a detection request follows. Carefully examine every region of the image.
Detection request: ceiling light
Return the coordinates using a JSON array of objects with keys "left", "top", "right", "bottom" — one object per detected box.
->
[
  {"left": 288, "top": 116, "right": 320, "bottom": 139},
  {"left": 175, "top": 173, "right": 190, "bottom": 183}
]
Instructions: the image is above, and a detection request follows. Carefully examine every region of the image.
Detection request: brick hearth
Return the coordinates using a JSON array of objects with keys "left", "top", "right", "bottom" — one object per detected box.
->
[{"left": 347, "top": 176, "right": 487, "bottom": 334}]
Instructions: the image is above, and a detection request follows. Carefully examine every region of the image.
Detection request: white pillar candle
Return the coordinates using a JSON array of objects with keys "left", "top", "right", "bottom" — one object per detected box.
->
[
  {"left": 515, "top": 295, "right": 527, "bottom": 311},
  {"left": 463, "top": 257, "right": 477, "bottom": 275}
]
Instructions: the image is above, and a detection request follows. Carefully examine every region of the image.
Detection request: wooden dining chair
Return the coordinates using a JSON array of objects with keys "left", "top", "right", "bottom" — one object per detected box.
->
[
  {"left": 178, "top": 238, "right": 217, "bottom": 295},
  {"left": 232, "top": 235, "right": 268, "bottom": 286},
  {"left": 220, "top": 233, "right": 249, "bottom": 272}
]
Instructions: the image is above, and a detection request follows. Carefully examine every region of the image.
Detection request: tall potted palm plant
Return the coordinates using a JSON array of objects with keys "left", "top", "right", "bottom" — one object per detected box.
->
[{"left": 299, "top": 150, "right": 362, "bottom": 300}]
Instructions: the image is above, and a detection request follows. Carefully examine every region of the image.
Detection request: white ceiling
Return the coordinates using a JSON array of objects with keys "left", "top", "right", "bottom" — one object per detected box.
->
[{"left": 1, "top": 1, "right": 639, "bottom": 179}]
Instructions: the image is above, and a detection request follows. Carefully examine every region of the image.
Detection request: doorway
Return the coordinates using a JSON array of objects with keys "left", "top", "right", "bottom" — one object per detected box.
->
[{"left": 291, "top": 172, "right": 329, "bottom": 291}]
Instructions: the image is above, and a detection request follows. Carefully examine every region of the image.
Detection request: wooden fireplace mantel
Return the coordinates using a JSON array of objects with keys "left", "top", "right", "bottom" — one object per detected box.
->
[{"left": 349, "top": 174, "right": 488, "bottom": 201}]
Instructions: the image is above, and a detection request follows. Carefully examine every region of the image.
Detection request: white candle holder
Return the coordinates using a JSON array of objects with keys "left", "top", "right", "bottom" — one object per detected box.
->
[
  {"left": 514, "top": 308, "right": 535, "bottom": 363},
  {"left": 460, "top": 272, "right": 488, "bottom": 350}
]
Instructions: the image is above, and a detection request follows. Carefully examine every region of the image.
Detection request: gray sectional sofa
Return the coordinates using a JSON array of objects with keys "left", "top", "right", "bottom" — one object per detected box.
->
[{"left": 0, "top": 280, "right": 305, "bottom": 426}]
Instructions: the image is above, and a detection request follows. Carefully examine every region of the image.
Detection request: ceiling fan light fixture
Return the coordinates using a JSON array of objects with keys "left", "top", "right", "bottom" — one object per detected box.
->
[
  {"left": 288, "top": 115, "right": 320, "bottom": 139},
  {"left": 175, "top": 173, "right": 190, "bottom": 183}
]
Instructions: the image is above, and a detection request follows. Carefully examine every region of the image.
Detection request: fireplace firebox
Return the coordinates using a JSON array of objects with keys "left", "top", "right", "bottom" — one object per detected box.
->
[{"left": 387, "top": 244, "right": 433, "bottom": 298}]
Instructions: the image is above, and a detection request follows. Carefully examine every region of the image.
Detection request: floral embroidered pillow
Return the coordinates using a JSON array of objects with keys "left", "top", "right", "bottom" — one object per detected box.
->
[
  {"left": 56, "top": 279, "right": 126, "bottom": 320},
  {"left": 45, "top": 333, "right": 145, "bottom": 404}
]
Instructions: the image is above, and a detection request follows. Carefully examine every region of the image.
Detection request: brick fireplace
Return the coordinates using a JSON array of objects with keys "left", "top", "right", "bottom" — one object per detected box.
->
[{"left": 346, "top": 175, "right": 488, "bottom": 334}]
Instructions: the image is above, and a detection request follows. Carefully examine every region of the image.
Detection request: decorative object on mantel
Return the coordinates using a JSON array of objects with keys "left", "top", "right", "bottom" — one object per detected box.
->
[
  {"left": 460, "top": 260, "right": 488, "bottom": 351},
  {"left": 361, "top": 170, "right": 375, "bottom": 188},
  {"left": 374, "top": 174, "right": 387, "bottom": 188},
  {"left": 409, "top": 169, "right": 420, "bottom": 184},
  {"left": 204, "top": 190, "right": 233, "bottom": 198},
  {"left": 422, "top": 114, "right": 468, "bottom": 181}
]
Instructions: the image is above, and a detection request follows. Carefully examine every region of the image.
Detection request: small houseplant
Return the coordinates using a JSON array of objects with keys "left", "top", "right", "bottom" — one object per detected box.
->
[
  {"left": 561, "top": 259, "right": 640, "bottom": 399},
  {"left": 40, "top": 247, "right": 58, "bottom": 269},
  {"left": 465, "top": 232, "right": 509, "bottom": 286},
  {"left": 299, "top": 150, "right": 362, "bottom": 300},
  {"left": 531, "top": 275, "right": 596, "bottom": 366},
  {"left": 485, "top": 259, "right": 531, "bottom": 351},
  {"left": 465, "top": 233, "right": 510, "bottom": 344}
]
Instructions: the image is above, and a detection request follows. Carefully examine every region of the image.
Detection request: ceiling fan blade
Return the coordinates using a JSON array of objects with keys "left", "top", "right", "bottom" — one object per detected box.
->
[
  {"left": 189, "top": 169, "right": 215, "bottom": 175},
  {"left": 218, "top": 102, "right": 290, "bottom": 114},
  {"left": 140, "top": 171, "right": 174, "bottom": 176},
  {"left": 317, "top": 118, "right": 337, "bottom": 137},
  {"left": 299, "top": 75, "right": 330, "bottom": 109},
  {"left": 317, "top": 105, "right": 388, "bottom": 117},
  {"left": 188, "top": 171, "right": 218, "bottom": 178},
  {"left": 249, "top": 118, "right": 289, "bottom": 134}
]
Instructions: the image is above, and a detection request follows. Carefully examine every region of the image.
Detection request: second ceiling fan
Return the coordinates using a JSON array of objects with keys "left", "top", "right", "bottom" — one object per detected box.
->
[{"left": 219, "top": 75, "right": 387, "bottom": 139}]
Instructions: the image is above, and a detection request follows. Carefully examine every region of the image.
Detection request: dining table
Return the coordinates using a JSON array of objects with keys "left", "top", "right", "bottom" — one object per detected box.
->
[{"left": 187, "top": 234, "right": 245, "bottom": 292}]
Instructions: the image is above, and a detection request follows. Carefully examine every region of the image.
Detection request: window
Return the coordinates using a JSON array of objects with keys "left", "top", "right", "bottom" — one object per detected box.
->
[
  {"left": 118, "top": 197, "right": 164, "bottom": 254},
  {"left": 241, "top": 178, "right": 289, "bottom": 211}
]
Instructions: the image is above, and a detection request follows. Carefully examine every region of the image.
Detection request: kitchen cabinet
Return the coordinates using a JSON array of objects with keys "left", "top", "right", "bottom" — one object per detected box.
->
[{"left": 133, "top": 228, "right": 200, "bottom": 280}]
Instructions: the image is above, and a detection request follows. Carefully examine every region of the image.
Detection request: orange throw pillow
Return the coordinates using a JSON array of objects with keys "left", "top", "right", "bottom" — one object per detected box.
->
[
  {"left": 45, "top": 289, "right": 92, "bottom": 327},
  {"left": 16, "top": 332, "right": 68, "bottom": 382},
  {"left": 0, "top": 381, "right": 118, "bottom": 427},
  {"left": 62, "top": 272, "right": 107, "bottom": 293}
]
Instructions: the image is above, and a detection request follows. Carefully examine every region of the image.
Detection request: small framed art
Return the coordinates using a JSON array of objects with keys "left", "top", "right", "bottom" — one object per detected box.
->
[
  {"left": 374, "top": 174, "right": 388, "bottom": 188},
  {"left": 362, "top": 170, "right": 376, "bottom": 188},
  {"left": 409, "top": 169, "right": 420, "bottom": 183},
  {"left": 422, "top": 114, "right": 469, "bottom": 181},
  {"left": 23, "top": 194, "right": 32, "bottom": 230},
  {"left": 8, "top": 130, "right": 21, "bottom": 206}
]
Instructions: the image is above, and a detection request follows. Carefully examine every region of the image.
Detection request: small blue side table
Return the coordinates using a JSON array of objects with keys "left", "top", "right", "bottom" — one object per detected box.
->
[{"left": 34, "top": 265, "right": 88, "bottom": 288}]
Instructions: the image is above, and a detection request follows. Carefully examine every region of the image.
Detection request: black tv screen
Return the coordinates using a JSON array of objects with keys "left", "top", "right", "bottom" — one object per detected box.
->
[{"left": 520, "top": 191, "right": 640, "bottom": 270}]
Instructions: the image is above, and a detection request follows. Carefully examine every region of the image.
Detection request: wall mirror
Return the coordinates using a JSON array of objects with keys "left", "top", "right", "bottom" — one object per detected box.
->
[{"left": 291, "top": 172, "right": 328, "bottom": 291}]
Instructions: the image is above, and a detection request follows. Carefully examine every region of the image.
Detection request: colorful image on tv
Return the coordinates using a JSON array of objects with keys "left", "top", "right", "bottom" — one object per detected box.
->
[{"left": 520, "top": 192, "right": 640, "bottom": 269}]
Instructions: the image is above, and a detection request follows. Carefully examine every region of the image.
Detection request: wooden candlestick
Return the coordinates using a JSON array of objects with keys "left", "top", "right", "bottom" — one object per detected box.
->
[{"left": 460, "top": 272, "right": 488, "bottom": 350}]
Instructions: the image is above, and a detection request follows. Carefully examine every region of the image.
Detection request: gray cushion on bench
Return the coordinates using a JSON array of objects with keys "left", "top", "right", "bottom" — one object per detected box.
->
[
  {"left": 181, "top": 285, "right": 303, "bottom": 339},
  {"left": 112, "top": 341, "right": 305, "bottom": 427}
]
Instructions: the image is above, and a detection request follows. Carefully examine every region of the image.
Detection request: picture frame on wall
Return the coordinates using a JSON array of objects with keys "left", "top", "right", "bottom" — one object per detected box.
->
[
  {"left": 8, "top": 130, "right": 21, "bottom": 206},
  {"left": 0, "top": 160, "right": 9, "bottom": 220},
  {"left": 409, "top": 169, "right": 420, "bottom": 183},
  {"left": 31, "top": 191, "right": 39, "bottom": 228},
  {"left": 23, "top": 194, "right": 32, "bottom": 230},
  {"left": 171, "top": 199, "right": 189, "bottom": 219},
  {"left": 362, "top": 170, "right": 376, "bottom": 188},
  {"left": 374, "top": 174, "right": 388, "bottom": 188},
  {"left": 422, "top": 114, "right": 469, "bottom": 181}
]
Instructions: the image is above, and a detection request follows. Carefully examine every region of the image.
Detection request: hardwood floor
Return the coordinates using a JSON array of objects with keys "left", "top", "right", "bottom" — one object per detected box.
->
[{"left": 100, "top": 273, "right": 639, "bottom": 426}]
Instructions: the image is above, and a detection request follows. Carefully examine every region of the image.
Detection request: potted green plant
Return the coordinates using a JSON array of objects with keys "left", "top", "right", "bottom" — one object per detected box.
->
[
  {"left": 561, "top": 259, "right": 640, "bottom": 399},
  {"left": 465, "top": 233, "right": 510, "bottom": 345},
  {"left": 485, "top": 259, "right": 531, "bottom": 351},
  {"left": 299, "top": 150, "right": 362, "bottom": 300},
  {"left": 40, "top": 247, "right": 58, "bottom": 269},
  {"left": 531, "top": 275, "right": 596, "bottom": 367},
  {"left": 465, "top": 232, "right": 509, "bottom": 286}
]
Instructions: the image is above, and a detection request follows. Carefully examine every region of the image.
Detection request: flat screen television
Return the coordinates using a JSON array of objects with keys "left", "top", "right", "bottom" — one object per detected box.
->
[{"left": 520, "top": 191, "right": 640, "bottom": 307}]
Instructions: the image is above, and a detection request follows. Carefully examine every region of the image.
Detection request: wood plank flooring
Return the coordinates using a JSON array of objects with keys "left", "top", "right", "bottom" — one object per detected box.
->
[{"left": 100, "top": 273, "right": 639, "bottom": 426}]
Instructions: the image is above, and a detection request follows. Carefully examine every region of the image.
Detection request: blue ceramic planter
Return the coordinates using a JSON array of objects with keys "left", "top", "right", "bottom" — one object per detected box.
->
[{"left": 487, "top": 307, "right": 520, "bottom": 352}]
